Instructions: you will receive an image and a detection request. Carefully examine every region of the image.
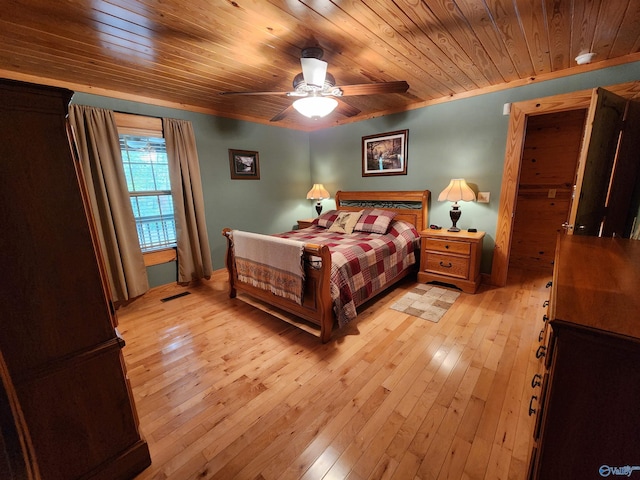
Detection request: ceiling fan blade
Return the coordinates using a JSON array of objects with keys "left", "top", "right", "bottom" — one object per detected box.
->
[
  {"left": 270, "top": 104, "right": 295, "bottom": 122},
  {"left": 219, "top": 91, "right": 290, "bottom": 96},
  {"left": 335, "top": 99, "right": 361, "bottom": 118},
  {"left": 301, "top": 57, "right": 327, "bottom": 88},
  {"left": 339, "top": 81, "right": 409, "bottom": 96}
]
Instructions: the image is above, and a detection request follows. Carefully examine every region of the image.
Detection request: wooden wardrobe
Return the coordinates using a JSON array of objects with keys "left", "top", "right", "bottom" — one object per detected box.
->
[{"left": 0, "top": 79, "right": 150, "bottom": 478}]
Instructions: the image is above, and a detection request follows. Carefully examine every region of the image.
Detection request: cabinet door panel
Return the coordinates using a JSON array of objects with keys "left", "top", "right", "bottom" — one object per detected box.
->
[
  {"left": 601, "top": 99, "right": 640, "bottom": 237},
  {"left": 570, "top": 88, "right": 627, "bottom": 236},
  {"left": 0, "top": 84, "right": 114, "bottom": 374},
  {"left": 17, "top": 346, "right": 139, "bottom": 480}
]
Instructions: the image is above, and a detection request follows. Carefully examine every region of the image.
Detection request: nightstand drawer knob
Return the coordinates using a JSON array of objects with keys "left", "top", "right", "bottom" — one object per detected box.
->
[
  {"left": 543, "top": 300, "right": 549, "bottom": 307},
  {"left": 439, "top": 261, "right": 453, "bottom": 268},
  {"left": 536, "top": 346, "right": 546, "bottom": 359},
  {"left": 529, "top": 396, "right": 538, "bottom": 416}
]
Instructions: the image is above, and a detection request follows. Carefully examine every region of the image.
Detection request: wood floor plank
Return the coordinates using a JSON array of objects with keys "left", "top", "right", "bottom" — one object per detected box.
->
[
  {"left": 462, "top": 436, "right": 492, "bottom": 479},
  {"left": 437, "top": 435, "right": 472, "bottom": 480},
  {"left": 392, "top": 450, "right": 423, "bottom": 479},
  {"left": 117, "top": 268, "right": 551, "bottom": 479}
]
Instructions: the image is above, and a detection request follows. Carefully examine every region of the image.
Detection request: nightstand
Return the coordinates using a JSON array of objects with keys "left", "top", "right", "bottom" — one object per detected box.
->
[
  {"left": 297, "top": 218, "right": 316, "bottom": 229},
  {"left": 417, "top": 229, "right": 485, "bottom": 293}
]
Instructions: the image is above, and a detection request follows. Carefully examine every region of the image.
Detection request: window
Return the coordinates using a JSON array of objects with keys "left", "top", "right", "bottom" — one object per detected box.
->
[{"left": 115, "top": 114, "right": 176, "bottom": 253}]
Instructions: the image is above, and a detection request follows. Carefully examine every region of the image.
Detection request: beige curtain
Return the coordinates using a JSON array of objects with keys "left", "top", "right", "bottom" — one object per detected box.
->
[
  {"left": 163, "top": 118, "right": 213, "bottom": 283},
  {"left": 68, "top": 105, "right": 149, "bottom": 301}
]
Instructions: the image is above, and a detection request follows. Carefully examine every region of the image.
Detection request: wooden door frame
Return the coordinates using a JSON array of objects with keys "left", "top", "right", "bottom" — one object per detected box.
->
[{"left": 490, "top": 81, "right": 640, "bottom": 287}]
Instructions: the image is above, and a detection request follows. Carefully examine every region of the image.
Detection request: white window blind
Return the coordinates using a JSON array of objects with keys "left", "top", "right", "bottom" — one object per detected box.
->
[{"left": 115, "top": 114, "right": 176, "bottom": 252}]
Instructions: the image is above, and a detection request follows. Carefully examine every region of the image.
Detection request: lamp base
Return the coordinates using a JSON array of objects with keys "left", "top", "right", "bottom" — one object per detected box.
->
[
  {"left": 449, "top": 203, "right": 462, "bottom": 232},
  {"left": 315, "top": 202, "right": 323, "bottom": 216}
]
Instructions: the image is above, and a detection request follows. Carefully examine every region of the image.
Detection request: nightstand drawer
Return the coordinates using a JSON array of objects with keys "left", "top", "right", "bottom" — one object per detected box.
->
[
  {"left": 425, "top": 253, "right": 469, "bottom": 279},
  {"left": 425, "top": 238, "right": 471, "bottom": 255}
]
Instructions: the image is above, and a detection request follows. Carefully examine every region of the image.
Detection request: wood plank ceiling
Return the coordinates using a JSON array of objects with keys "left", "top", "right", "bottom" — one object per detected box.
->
[{"left": 1, "top": 0, "right": 639, "bottom": 131}]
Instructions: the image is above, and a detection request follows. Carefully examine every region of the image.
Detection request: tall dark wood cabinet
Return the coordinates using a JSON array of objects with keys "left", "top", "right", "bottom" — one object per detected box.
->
[
  {"left": 528, "top": 235, "right": 640, "bottom": 479},
  {"left": 0, "top": 79, "right": 150, "bottom": 479}
]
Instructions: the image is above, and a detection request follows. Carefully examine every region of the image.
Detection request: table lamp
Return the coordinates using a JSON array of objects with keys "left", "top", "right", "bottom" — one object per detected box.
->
[
  {"left": 438, "top": 178, "right": 476, "bottom": 231},
  {"left": 306, "top": 184, "right": 330, "bottom": 215}
]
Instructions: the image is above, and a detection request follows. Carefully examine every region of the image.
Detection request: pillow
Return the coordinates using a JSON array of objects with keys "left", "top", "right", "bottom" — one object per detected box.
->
[
  {"left": 354, "top": 209, "right": 397, "bottom": 234},
  {"left": 328, "top": 211, "right": 363, "bottom": 234},
  {"left": 315, "top": 210, "right": 339, "bottom": 228}
]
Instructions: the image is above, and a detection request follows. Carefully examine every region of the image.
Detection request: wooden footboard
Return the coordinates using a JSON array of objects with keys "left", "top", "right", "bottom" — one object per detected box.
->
[{"left": 222, "top": 228, "right": 335, "bottom": 342}]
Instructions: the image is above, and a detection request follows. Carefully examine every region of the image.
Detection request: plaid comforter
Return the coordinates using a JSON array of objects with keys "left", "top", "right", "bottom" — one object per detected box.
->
[{"left": 275, "top": 220, "right": 420, "bottom": 326}]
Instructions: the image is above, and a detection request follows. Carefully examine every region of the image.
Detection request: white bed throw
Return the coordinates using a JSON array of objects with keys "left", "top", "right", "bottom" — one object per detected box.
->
[{"left": 232, "top": 230, "right": 306, "bottom": 304}]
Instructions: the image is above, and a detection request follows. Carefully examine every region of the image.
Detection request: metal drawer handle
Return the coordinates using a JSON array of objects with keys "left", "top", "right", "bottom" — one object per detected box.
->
[
  {"left": 445, "top": 245, "right": 450, "bottom": 249},
  {"left": 531, "top": 374, "right": 542, "bottom": 388},
  {"left": 529, "top": 396, "right": 538, "bottom": 416},
  {"left": 543, "top": 300, "right": 549, "bottom": 307},
  {"left": 439, "top": 261, "right": 453, "bottom": 268},
  {"left": 542, "top": 314, "right": 548, "bottom": 323},
  {"left": 536, "top": 345, "right": 546, "bottom": 359},
  {"left": 538, "top": 329, "right": 544, "bottom": 342},
  {"left": 546, "top": 281, "right": 553, "bottom": 288}
]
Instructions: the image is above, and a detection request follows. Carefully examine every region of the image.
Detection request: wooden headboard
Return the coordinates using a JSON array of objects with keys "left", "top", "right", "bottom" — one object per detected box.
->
[{"left": 334, "top": 190, "right": 430, "bottom": 232}]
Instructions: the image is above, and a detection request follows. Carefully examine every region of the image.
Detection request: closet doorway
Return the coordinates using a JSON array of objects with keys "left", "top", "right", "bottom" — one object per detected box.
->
[
  {"left": 508, "top": 109, "right": 587, "bottom": 273},
  {"left": 491, "top": 81, "right": 640, "bottom": 287}
]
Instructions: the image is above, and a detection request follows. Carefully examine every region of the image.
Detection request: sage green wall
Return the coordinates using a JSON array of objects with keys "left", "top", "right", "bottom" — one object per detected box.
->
[
  {"left": 309, "top": 61, "right": 640, "bottom": 273},
  {"left": 71, "top": 93, "right": 312, "bottom": 287},
  {"left": 72, "top": 61, "right": 639, "bottom": 286}
]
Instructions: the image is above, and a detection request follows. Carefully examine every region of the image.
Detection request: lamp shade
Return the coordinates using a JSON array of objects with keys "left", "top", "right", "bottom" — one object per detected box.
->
[
  {"left": 306, "top": 184, "right": 330, "bottom": 200},
  {"left": 293, "top": 96, "right": 338, "bottom": 118},
  {"left": 438, "top": 178, "right": 476, "bottom": 202}
]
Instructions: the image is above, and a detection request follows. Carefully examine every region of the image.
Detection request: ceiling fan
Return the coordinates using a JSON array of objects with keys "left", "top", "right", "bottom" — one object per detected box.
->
[{"left": 219, "top": 47, "right": 409, "bottom": 122}]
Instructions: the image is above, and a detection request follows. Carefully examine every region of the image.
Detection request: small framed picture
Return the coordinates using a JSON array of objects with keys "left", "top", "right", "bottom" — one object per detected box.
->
[
  {"left": 362, "top": 129, "right": 408, "bottom": 177},
  {"left": 229, "top": 149, "right": 260, "bottom": 179}
]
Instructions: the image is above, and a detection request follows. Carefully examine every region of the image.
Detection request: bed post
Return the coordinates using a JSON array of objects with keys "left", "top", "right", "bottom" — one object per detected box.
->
[
  {"left": 222, "top": 228, "right": 236, "bottom": 298},
  {"left": 316, "top": 244, "right": 333, "bottom": 343}
]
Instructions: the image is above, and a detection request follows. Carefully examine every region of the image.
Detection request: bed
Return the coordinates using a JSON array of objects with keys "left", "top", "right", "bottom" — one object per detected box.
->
[{"left": 222, "top": 190, "right": 430, "bottom": 342}]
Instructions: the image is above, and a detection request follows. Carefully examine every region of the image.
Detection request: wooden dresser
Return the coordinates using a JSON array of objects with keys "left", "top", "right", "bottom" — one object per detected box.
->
[
  {"left": 0, "top": 80, "right": 150, "bottom": 479},
  {"left": 528, "top": 235, "right": 640, "bottom": 479}
]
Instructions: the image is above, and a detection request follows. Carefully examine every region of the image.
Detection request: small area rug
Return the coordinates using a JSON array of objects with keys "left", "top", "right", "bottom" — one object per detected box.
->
[{"left": 390, "top": 284, "right": 460, "bottom": 323}]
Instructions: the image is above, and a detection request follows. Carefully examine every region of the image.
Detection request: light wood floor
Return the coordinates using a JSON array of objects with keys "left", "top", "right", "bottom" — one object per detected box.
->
[{"left": 120, "top": 267, "right": 551, "bottom": 480}]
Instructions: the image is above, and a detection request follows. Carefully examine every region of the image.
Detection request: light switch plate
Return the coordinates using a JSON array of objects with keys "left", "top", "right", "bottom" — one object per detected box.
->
[{"left": 477, "top": 192, "right": 490, "bottom": 203}]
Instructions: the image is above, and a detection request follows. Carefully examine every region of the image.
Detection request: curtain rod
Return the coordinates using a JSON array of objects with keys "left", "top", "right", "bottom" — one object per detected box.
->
[{"left": 114, "top": 110, "right": 162, "bottom": 120}]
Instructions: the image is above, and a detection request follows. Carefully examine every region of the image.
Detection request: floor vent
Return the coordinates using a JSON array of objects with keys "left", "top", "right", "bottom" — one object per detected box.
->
[{"left": 160, "top": 291, "right": 191, "bottom": 302}]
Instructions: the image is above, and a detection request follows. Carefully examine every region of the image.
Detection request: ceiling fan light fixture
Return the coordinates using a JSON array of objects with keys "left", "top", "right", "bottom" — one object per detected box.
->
[
  {"left": 300, "top": 57, "right": 328, "bottom": 88},
  {"left": 220, "top": 47, "right": 407, "bottom": 122},
  {"left": 292, "top": 96, "right": 338, "bottom": 119}
]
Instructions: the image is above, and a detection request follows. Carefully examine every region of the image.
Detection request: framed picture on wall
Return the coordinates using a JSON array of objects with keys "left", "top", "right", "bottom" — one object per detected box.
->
[
  {"left": 229, "top": 149, "right": 260, "bottom": 179},
  {"left": 362, "top": 129, "right": 408, "bottom": 177}
]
